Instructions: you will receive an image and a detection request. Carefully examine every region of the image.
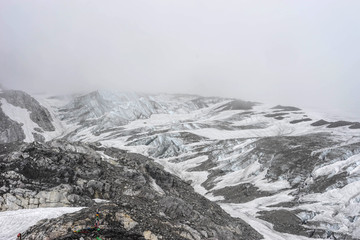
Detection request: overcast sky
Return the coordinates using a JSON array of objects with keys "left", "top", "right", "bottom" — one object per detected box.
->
[{"left": 0, "top": 0, "right": 359, "bottom": 117}]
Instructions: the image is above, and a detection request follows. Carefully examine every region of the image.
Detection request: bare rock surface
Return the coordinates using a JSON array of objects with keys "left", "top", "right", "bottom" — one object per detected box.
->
[{"left": 0, "top": 141, "right": 262, "bottom": 240}]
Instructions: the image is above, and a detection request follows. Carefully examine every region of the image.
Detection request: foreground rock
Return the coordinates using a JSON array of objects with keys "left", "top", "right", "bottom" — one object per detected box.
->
[{"left": 0, "top": 141, "right": 262, "bottom": 240}]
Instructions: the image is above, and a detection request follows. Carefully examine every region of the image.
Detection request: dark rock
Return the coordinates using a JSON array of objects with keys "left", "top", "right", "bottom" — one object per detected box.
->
[
  {"left": 258, "top": 210, "right": 310, "bottom": 237},
  {"left": 0, "top": 141, "right": 262, "bottom": 240},
  {"left": 211, "top": 183, "right": 273, "bottom": 203},
  {"left": 271, "top": 105, "right": 301, "bottom": 111},
  {"left": 327, "top": 121, "right": 353, "bottom": 128},
  {"left": 0, "top": 90, "right": 55, "bottom": 131},
  {"left": 349, "top": 122, "right": 360, "bottom": 129},
  {"left": 0, "top": 101, "right": 26, "bottom": 143},
  {"left": 290, "top": 118, "right": 312, "bottom": 124},
  {"left": 311, "top": 119, "right": 329, "bottom": 126},
  {"left": 264, "top": 113, "right": 289, "bottom": 118},
  {"left": 32, "top": 132, "right": 45, "bottom": 142},
  {"left": 215, "top": 100, "right": 256, "bottom": 111}
]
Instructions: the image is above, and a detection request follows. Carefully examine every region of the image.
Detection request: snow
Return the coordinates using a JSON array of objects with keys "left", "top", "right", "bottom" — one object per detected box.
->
[
  {"left": 221, "top": 202, "right": 322, "bottom": 240},
  {"left": 94, "top": 104, "right": 359, "bottom": 238},
  {"left": 93, "top": 199, "right": 110, "bottom": 203},
  {"left": 312, "top": 153, "right": 360, "bottom": 178},
  {"left": 0, "top": 98, "right": 39, "bottom": 142},
  {"left": 298, "top": 180, "right": 360, "bottom": 238},
  {"left": 124, "top": 112, "right": 199, "bottom": 130},
  {"left": 156, "top": 155, "right": 212, "bottom": 196},
  {"left": 150, "top": 178, "right": 166, "bottom": 195},
  {"left": 32, "top": 95, "right": 72, "bottom": 141},
  {"left": 220, "top": 190, "right": 324, "bottom": 240},
  {"left": 0, "top": 207, "right": 84, "bottom": 240},
  {"left": 2, "top": 91, "right": 360, "bottom": 239}
]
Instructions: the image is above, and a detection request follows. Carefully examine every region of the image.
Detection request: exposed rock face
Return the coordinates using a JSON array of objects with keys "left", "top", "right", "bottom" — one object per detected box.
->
[
  {"left": 0, "top": 141, "right": 262, "bottom": 240},
  {"left": 271, "top": 105, "right": 301, "bottom": 111},
  {"left": 0, "top": 102, "right": 25, "bottom": 143},
  {"left": 186, "top": 134, "right": 360, "bottom": 239},
  {"left": 0, "top": 90, "right": 55, "bottom": 143},
  {"left": 57, "top": 91, "right": 233, "bottom": 139},
  {"left": 0, "top": 90, "right": 54, "bottom": 131},
  {"left": 215, "top": 100, "right": 256, "bottom": 111}
]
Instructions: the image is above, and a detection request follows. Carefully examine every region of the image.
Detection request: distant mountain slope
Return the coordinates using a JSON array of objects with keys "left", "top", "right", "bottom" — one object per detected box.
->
[
  {"left": 0, "top": 141, "right": 261, "bottom": 240},
  {"left": 1, "top": 89, "right": 360, "bottom": 239},
  {"left": 0, "top": 90, "right": 55, "bottom": 143}
]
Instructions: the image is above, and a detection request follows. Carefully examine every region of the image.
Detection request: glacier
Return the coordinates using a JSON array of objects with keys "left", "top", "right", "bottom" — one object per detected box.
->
[{"left": 1, "top": 89, "right": 360, "bottom": 239}]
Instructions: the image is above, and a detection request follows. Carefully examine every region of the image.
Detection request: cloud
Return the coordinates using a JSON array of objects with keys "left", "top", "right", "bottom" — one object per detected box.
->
[{"left": 0, "top": 0, "right": 359, "bottom": 118}]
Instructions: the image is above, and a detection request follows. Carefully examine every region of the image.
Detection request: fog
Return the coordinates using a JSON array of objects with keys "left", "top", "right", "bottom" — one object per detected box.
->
[{"left": 1, "top": 0, "right": 359, "bottom": 118}]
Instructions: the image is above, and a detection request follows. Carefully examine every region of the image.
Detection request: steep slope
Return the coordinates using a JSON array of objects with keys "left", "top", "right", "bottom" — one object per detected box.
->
[
  {"left": 1, "top": 89, "right": 360, "bottom": 239},
  {"left": 54, "top": 90, "right": 245, "bottom": 140},
  {"left": 0, "top": 141, "right": 261, "bottom": 240},
  {"left": 0, "top": 90, "right": 56, "bottom": 143},
  {"left": 38, "top": 90, "right": 359, "bottom": 239}
]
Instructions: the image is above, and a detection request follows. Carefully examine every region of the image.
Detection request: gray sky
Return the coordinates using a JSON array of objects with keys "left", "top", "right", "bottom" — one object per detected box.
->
[{"left": 1, "top": 0, "right": 359, "bottom": 117}]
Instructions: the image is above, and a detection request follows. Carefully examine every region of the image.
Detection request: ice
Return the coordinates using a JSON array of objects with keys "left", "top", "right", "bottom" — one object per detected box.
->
[
  {"left": 0, "top": 207, "right": 84, "bottom": 240},
  {"left": 299, "top": 180, "right": 360, "bottom": 238},
  {"left": 2, "top": 90, "right": 360, "bottom": 238},
  {"left": 32, "top": 94, "right": 72, "bottom": 141},
  {"left": 212, "top": 156, "right": 290, "bottom": 193},
  {"left": 313, "top": 153, "right": 360, "bottom": 178}
]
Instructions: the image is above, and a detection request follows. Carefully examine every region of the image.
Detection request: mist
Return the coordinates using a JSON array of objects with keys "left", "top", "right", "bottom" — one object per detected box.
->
[{"left": 1, "top": 0, "right": 359, "bottom": 118}]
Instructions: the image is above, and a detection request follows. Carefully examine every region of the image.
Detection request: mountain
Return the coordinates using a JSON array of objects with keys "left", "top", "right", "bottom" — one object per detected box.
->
[
  {"left": 0, "top": 140, "right": 260, "bottom": 240},
  {"left": 1, "top": 89, "right": 360, "bottom": 239},
  {"left": 0, "top": 90, "right": 55, "bottom": 143}
]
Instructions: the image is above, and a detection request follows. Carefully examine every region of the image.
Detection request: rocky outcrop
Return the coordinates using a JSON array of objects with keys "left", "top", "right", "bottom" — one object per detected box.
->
[
  {"left": 0, "top": 141, "right": 262, "bottom": 240},
  {"left": 0, "top": 90, "right": 54, "bottom": 131},
  {"left": 0, "top": 90, "right": 56, "bottom": 143},
  {"left": 271, "top": 105, "right": 301, "bottom": 111}
]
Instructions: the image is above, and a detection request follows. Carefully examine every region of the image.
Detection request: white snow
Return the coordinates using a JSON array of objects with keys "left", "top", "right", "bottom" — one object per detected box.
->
[
  {"left": 2, "top": 91, "right": 359, "bottom": 239},
  {"left": 156, "top": 155, "right": 212, "bottom": 196},
  {"left": 0, "top": 98, "right": 39, "bottom": 142},
  {"left": 0, "top": 207, "right": 84, "bottom": 240},
  {"left": 298, "top": 180, "right": 360, "bottom": 238},
  {"left": 313, "top": 153, "right": 360, "bottom": 178},
  {"left": 220, "top": 202, "right": 322, "bottom": 240},
  {"left": 211, "top": 158, "right": 290, "bottom": 193},
  {"left": 218, "top": 190, "right": 326, "bottom": 240},
  {"left": 93, "top": 199, "right": 110, "bottom": 203},
  {"left": 150, "top": 178, "right": 166, "bottom": 195},
  {"left": 32, "top": 95, "right": 72, "bottom": 141}
]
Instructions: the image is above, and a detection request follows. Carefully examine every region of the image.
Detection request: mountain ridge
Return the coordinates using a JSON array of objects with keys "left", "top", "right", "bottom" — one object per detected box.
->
[{"left": 1, "top": 89, "right": 360, "bottom": 239}]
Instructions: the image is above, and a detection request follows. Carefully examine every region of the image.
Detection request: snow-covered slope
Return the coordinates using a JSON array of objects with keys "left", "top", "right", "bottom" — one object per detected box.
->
[
  {"left": 0, "top": 90, "right": 58, "bottom": 143},
  {"left": 0, "top": 207, "right": 84, "bottom": 240},
  {"left": 1, "top": 89, "right": 360, "bottom": 239}
]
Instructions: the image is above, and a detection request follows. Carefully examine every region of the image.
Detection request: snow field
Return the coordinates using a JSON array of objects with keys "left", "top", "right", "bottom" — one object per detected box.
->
[
  {"left": 0, "top": 99, "right": 39, "bottom": 142},
  {"left": 5, "top": 91, "right": 360, "bottom": 239},
  {"left": 0, "top": 207, "right": 84, "bottom": 240}
]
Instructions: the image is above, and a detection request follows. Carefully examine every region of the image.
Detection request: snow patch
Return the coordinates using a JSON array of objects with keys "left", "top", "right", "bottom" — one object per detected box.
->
[
  {"left": 0, "top": 207, "right": 84, "bottom": 240},
  {"left": 150, "top": 178, "right": 165, "bottom": 195},
  {"left": 213, "top": 161, "right": 291, "bottom": 192},
  {"left": 299, "top": 180, "right": 360, "bottom": 238},
  {"left": 156, "top": 156, "right": 211, "bottom": 196},
  {"left": 93, "top": 199, "right": 110, "bottom": 203}
]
